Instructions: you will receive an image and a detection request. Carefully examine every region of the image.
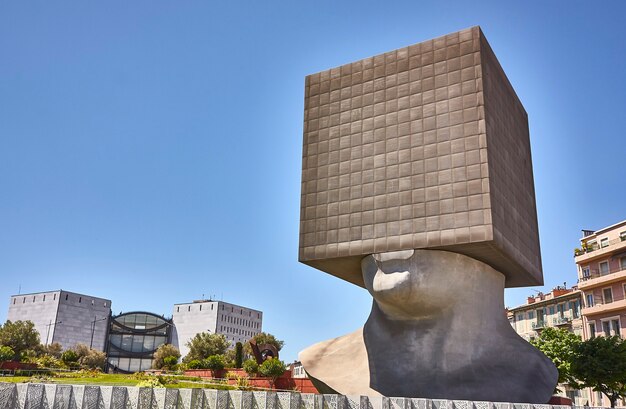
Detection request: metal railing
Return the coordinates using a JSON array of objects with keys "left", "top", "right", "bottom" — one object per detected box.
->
[{"left": 580, "top": 265, "right": 626, "bottom": 282}]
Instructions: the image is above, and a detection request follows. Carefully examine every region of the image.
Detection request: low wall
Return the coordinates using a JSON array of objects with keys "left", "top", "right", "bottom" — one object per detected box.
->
[
  {"left": 0, "top": 383, "right": 604, "bottom": 409},
  {"left": 184, "top": 369, "right": 318, "bottom": 393}
]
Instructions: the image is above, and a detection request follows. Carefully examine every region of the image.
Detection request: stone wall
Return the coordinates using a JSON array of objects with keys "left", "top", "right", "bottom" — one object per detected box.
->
[{"left": 0, "top": 383, "right": 604, "bottom": 409}]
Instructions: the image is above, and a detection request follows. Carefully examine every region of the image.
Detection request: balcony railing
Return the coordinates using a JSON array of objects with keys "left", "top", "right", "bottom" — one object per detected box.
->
[
  {"left": 553, "top": 317, "right": 572, "bottom": 325},
  {"left": 575, "top": 236, "right": 626, "bottom": 256},
  {"left": 579, "top": 265, "right": 626, "bottom": 282},
  {"left": 532, "top": 321, "right": 546, "bottom": 329}
]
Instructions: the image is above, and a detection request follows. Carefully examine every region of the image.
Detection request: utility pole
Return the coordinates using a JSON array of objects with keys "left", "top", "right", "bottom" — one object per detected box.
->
[
  {"left": 90, "top": 316, "right": 108, "bottom": 349},
  {"left": 45, "top": 320, "right": 62, "bottom": 346}
]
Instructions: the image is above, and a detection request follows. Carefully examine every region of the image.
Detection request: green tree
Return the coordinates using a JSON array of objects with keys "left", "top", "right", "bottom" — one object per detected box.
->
[
  {"left": 0, "top": 320, "right": 41, "bottom": 359},
  {"left": 152, "top": 344, "right": 181, "bottom": 369},
  {"left": 243, "top": 332, "right": 284, "bottom": 357},
  {"left": 530, "top": 327, "right": 582, "bottom": 387},
  {"left": 183, "top": 332, "right": 230, "bottom": 362},
  {"left": 571, "top": 335, "right": 626, "bottom": 408},
  {"left": 259, "top": 358, "right": 286, "bottom": 389},
  {"left": 204, "top": 354, "right": 226, "bottom": 378},
  {"left": 242, "top": 358, "right": 259, "bottom": 376},
  {"left": 163, "top": 356, "right": 178, "bottom": 370},
  {"left": 235, "top": 342, "right": 243, "bottom": 368},
  {"left": 0, "top": 346, "right": 14, "bottom": 362}
]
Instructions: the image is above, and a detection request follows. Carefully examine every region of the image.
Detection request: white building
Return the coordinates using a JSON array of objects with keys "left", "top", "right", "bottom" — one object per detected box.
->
[
  {"left": 7, "top": 290, "right": 111, "bottom": 351},
  {"left": 172, "top": 299, "right": 262, "bottom": 358}
]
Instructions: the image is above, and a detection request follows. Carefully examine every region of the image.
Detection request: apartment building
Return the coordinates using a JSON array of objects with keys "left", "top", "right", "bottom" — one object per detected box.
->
[
  {"left": 576, "top": 220, "right": 626, "bottom": 340},
  {"left": 508, "top": 286, "right": 583, "bottom": 341}
]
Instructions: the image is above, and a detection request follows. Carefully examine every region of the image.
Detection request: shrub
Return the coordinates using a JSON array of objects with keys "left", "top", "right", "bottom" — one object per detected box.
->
[
  {"left": 259, "top": 358, "right": 286, "bottom": 389},
  {"left": 0, "top": 346, "right": 15, "bottom": 362},
  {"left": 163, "top": 356, "right": 178, "bottom": 370},
  {"left": 61, "top": 350, "right": 79, "bottom": 366},
  {"left": 186, "top": 359, "right": 205, "bottom": 369},
  {"left": 242, "top": 359, "right": 258, "bottom": 376},
  {"left": 136, "top": 378, "right": 165, "bottom": 388},
  {"left": 35, "top": 354, "right": 65, "bottom": 369},
  {"left": 79, "top": 350, "right": 106, "bottom": 370},
  {"left": 153, "top": 344, "right": 181, "bottom": 370},
  {"left": 204, "top": 355, "right": 225, "bottom": 377}
]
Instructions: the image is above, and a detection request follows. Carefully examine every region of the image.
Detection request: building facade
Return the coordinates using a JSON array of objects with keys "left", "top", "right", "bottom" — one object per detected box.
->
[
  {"left": 172, "top": 299, "right": 263, "bottom": 358},
  {"left": 508, "top": 286, "right": 584, "bottom": 404},
  {"left": 576, "top": 220, "right": 626, "bottom": 340},
  {"left": 7, "top": 290, "right": 111, "bottom": 351},
  {"left": 106, "top": 312, "right": 172, "bottom": 373},
  {"left": 574, "top": 220, "right": 626, "bottom": 407},
  {"left": 508, "top": 286, "right": 583, "bottom": 341}
]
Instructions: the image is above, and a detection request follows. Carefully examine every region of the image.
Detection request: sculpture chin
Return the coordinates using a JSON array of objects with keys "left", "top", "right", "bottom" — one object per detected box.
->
[{"left": 300, "top": 249, "right": 558, "bottom": 403}]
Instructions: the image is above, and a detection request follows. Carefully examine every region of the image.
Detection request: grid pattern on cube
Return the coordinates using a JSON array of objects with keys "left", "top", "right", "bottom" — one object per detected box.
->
[
  {"left": 300, "top": 27, "right": 490, "bottom": 263},
  {"left": 479, "top": 34, "right": 541, "bottom": 281}
]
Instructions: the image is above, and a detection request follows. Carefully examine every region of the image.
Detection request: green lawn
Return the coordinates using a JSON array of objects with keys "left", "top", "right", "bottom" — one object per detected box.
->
[{"left": 0, "top": 373, "right": 235, "bottom": 390}]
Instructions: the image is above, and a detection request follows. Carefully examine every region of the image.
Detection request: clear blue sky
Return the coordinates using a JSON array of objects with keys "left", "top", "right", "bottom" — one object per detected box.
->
[{"left": 1, "top": 1, "right": 625, "bottom": 362}]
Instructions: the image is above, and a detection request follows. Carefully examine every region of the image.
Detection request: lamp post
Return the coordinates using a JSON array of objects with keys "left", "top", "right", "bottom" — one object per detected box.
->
[
  {"left": 45, "top": 320, "right": 62, "bottom": 347},
  {"left": 90, "top": 316, "right": 109, "bottom": 349}
]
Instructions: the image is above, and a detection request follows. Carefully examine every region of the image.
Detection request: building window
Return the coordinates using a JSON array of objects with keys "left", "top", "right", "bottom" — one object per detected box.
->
[
  {"left": 177, "top": 307, "right": 179, "bottom": 312},
  {"left": 188, "top": 306, "right": 191, "bottom": 312},
  {"left": 79, "top": 297, "right": 82, "bottom": 303},
  {"left": 200, "top": 305, "right": 202, "bottom": 311},
  {"left": 599, "top": 261, "right": 610, "bottom": 275},
  {"left": 54, "top": 294, "right": 56, "bottom": 300},
  {"left": 603, "top": 288, "right": 614, "bottom": 304},
  {"left": 603, "top": 321, "right": 611, "bottom": 336},
  {"left": 573, "top": 300, "right": 580, "bottom": 318},
  {"left": 621, "top": 257, "right": 626, "bottom": 271},
  {"left": 600, "top": 238, "right": 609, "bottom": 248},
  {"left": 104, "top": 302, "right": 107, "bottom": 307},
  {"left": 32, "top": 296, "right": 35, "bottom": 302},
  {"left": 43, "top": 295, "right": 46, "bottom": 301},
  {"left": 589, "top": 322, "right": 596, "bottom": 338},
  {"left": 65, "top": 294, "right": 68, "bottom": 301},
  {"left": 528, "top": 311, "right": 534, "bottom": 319},
  {"left": 611, "top": 319, "right": 621, "bottom": 336},
  {"left": 620, "top": 231, "right": 626, "bottom": 241},
  {"left": 211, "top": 304, "right": 214, "bottom": 310},
  {"left": 582, "top": 267, "right": 590, "bottom": 279},
  {"left": 22, "top": 297, "right": 25, "bottom": 303},
  {"left": 587, "top": 294, "right": 594, "bottom": 308},
  {"left": 12, "top": 298, "right": 15, "bottom": 305}
]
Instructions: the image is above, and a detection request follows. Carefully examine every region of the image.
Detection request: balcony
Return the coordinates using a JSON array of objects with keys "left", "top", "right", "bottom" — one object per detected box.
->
[
  {"left": 553, "top": 317, "right": 572, "bottom": 326},
  {"left": 578, "top": 266, "right": 626, "bottom": 290},
  {"left": 575, "top": 236, "right": 626, "bottom": 263},
  {"left": 582, "top": 298, "right": 626, "bottom": 316},
  {"left": 532, "top": 320, "right": 546, "bottom": 329}
]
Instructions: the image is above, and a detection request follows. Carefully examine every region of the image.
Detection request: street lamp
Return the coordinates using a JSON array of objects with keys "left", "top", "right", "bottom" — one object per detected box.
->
[
  {"left": 45, "top": 320, "right": 62, "bottom": 347},
  {"left": 90, "top": 316, "right": 109, "bottom": 349}
]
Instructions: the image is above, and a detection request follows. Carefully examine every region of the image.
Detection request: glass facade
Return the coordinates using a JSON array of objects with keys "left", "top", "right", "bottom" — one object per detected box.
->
[{"left": 106, "top": 312, "right": 172, "bottom": 373}]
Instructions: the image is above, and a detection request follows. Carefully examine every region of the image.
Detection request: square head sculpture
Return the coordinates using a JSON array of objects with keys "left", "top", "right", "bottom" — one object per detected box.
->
[{"left": 299, "top": 26, "right": 543, "bottom": 288}]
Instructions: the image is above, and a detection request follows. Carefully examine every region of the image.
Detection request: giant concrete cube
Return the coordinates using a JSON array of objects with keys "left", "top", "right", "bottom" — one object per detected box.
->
[{"left": 299, "top": 27, "right": 542, "bottom": 288}]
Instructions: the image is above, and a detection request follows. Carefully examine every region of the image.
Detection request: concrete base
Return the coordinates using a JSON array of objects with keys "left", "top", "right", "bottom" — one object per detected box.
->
[
  {"left": 0, "top": 383, "right": 598, "bottom": 409},
  {"left": 300, "top": 250, "right": 558, "bottom": 403}
]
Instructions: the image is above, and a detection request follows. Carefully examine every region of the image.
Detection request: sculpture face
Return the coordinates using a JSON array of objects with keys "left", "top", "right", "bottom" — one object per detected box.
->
[{"left": 362, "top": 250, "right": 462, "bottom": 318}]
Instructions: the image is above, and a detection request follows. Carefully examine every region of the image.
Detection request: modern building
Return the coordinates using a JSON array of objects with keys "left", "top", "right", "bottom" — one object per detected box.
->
[
  {"left": 5, "top": 290, "right": 263, "bottom": 371},
  {"left": 7, "top": 290, "right": 111, "bottom": 351},
  {"left": 106, "top": 311, "right": 173, "bottom": 373},
  {"left": 576, "top": 220, "right": 626, "bottom": 340},
  {"left": 508, "top": 286, "right": 583, "bottom": 341},
  {"left": 172, "top": 299, "right": 263, "bottom": 358}
]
